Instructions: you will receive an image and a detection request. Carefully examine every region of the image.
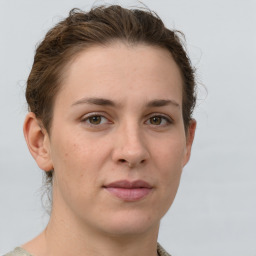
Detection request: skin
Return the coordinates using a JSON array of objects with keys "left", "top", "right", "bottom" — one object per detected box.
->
[{"left": 23, "top": 42, "right": 196, "bottom": 256}]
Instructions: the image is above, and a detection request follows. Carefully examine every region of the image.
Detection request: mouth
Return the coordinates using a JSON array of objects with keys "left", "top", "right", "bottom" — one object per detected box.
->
[{"left": 103, "top": 180, "right": 153, "bottom": 202}]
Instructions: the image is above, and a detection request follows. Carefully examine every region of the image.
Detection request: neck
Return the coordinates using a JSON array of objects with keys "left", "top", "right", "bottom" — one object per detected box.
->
[{"left": 23, "top": 205, "right": 160, "bottom": 256}]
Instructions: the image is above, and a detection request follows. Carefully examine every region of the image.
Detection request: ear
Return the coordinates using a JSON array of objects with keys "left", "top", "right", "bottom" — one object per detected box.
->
[
  {"left": 23, "top": 112, "right": 53, "bottom": 172},
  {"left": 183, "top": 119, "right": 196, "bottom": 166}
]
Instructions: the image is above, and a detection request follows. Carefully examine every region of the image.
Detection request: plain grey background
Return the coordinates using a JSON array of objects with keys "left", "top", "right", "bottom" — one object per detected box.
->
[{"left": 0, "top": 0, "right": 256, "bottom": 255}]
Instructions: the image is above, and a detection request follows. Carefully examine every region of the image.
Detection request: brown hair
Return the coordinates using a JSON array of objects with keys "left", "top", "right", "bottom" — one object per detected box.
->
[{"left": 26, "top": 4, "right": 196, "bottom": 184}]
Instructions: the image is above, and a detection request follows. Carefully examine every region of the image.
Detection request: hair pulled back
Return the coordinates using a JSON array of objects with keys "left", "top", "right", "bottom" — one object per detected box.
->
[{"left": 26, "top": 4, "right": 196, "bottom": 183}]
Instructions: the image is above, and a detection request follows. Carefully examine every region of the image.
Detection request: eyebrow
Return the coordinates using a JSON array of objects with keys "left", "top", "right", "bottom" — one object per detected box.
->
[
  {"left": 71, "top": 97, "right": 180, "bottom": 108},
  {"left": 146, "top": 99, "right": 180, "bottom": 108},
  {"left": 72, "top": 97, "right": 116, "bottom": 107}
]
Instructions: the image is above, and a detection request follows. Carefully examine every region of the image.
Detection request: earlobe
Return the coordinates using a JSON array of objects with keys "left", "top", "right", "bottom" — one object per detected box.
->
[
  {"left": 183, "top": 119, "right": 197, "bottom": 166},
  {"left": 23, "top": 112, "right": 53, "bottom": 171}
]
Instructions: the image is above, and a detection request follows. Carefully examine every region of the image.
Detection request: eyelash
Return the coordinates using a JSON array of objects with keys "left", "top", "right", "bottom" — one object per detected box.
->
[
  {"left": 81, "top": 113, "right": 173, "bottom": 128},
  {"left": 81, "top": 112, "right": 111, "bottom": 127},
  {"left": 145, "top": 114, "right": 173, "bottom": 127}
]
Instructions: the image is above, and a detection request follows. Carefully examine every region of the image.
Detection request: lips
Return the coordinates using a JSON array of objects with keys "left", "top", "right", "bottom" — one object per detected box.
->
[{"left": 103, "top": 180, "right": 153, "bottom": 201}]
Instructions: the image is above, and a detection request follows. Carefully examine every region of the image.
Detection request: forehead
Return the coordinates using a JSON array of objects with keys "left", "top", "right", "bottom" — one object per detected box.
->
[{"left": 56, "top": 42, "right": 183, "bottom": 106}]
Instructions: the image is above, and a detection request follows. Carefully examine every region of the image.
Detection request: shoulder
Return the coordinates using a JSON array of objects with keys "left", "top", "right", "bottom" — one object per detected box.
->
[
  {"left": 157, "top": 243, "right": 172, "bottom": 256},
  {"left": 4, "top": 247, "right": 33, "bottom": 256}
]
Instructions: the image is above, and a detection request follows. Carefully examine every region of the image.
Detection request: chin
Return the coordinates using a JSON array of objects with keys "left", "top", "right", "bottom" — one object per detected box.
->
[{"left": 97, "top": 209, "right": 160, "bottom": 236}]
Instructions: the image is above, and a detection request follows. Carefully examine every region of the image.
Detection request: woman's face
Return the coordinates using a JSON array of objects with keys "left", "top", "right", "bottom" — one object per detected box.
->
[{"left": 44, "top": 42, "right": 195, "bottom": 236}]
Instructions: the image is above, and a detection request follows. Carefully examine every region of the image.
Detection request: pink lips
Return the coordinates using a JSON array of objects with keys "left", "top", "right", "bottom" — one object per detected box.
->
[{"left": 103, "top": 180, "right": 153, "bottom": 201}]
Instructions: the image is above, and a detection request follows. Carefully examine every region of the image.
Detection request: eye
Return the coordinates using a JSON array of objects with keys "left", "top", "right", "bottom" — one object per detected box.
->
[
  {"left": 88, "top": 116, "right": 104, "bottom": 125},
  {"left": 81, "top": 114, "right": 110, "bottom": 126},
  {"left": 145, "top": 115, "right": 172, "bottom": 126}
]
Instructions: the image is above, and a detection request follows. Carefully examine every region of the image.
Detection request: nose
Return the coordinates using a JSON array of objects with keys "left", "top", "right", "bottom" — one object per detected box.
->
[{"left": 112, "top": 123, "right": 149, "bottom": 168}]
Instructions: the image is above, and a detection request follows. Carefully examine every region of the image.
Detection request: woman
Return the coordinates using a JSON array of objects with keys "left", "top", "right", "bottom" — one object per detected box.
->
[{"left": 6, "top": 4, "right": 196, "bottom": 256}]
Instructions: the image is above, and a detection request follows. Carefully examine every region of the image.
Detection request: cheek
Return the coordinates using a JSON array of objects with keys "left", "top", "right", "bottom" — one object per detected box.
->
[
  {"left": 152, "top": 134, "right": 186, "bottom": 200},
  {"left": 155, "top": 136, "right": 186, "bottom": 172},
  {"left": 50, "top": 130, "right": 111, "bottom": 189},
  {"left": 52, "top": 129, "right": 96, "bottom": 166},
  {"left": 50, "top": 137, "right": 98, "bottom": 210}
]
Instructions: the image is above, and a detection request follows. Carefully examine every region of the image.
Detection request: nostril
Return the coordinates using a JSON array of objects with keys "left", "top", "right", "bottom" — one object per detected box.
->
[{"left": 119, "top": 159, "right": 126, "bottom": 163}]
